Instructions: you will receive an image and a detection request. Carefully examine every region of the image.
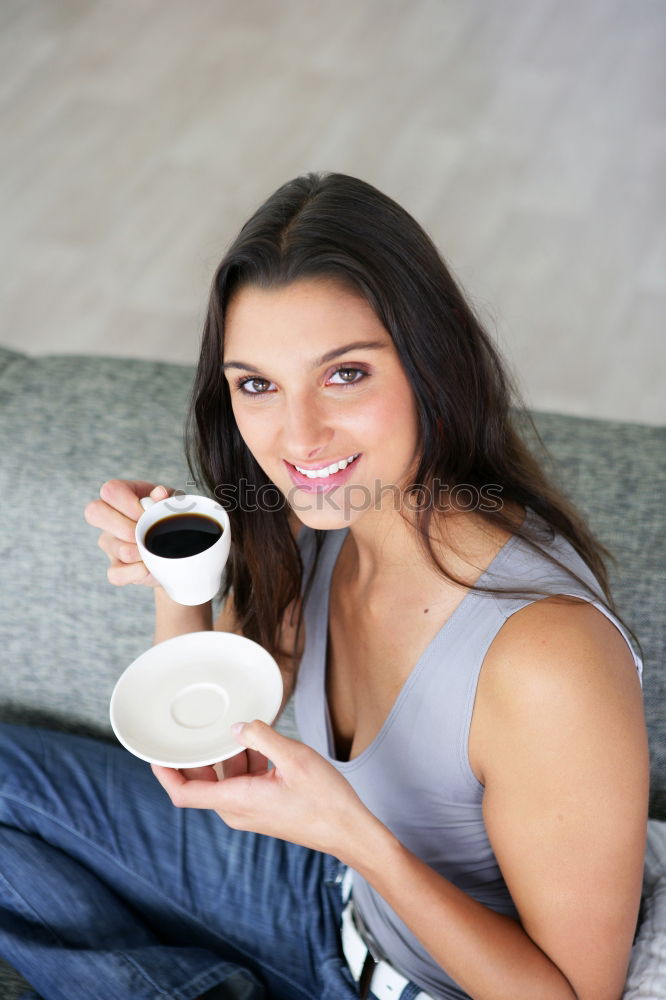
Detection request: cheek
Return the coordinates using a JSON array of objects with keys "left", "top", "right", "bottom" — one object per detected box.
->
[
  {"left": 229, "top": 403, "right": 272, "bottom": 458},
  {"left": 356, "top": 390, "right": 419, "bottom": 454}
]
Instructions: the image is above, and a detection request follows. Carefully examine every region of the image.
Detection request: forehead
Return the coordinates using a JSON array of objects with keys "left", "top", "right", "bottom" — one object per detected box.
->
[{"left": 222, "top": 279, "right": 391, "bottom": 359}]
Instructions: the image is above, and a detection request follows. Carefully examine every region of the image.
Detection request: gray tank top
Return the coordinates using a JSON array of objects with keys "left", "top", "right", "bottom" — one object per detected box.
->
[{"left": 294, "top": 510, "right": 641, "bottom": 1000}]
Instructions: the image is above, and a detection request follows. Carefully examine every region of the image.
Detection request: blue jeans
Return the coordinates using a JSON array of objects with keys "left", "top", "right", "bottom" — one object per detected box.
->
[{"left": 0, "top": 723, "right": 365, "bottom": 1000}]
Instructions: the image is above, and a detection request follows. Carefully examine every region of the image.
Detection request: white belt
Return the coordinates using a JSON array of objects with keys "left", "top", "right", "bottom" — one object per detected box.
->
[{"left": 339, "top": 869, "right": 434, "bottom": 1000}]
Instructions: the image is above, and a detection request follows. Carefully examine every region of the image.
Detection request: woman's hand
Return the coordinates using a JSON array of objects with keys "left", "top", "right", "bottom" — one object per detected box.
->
[
  {"left": 152, "top": 721, "right": 386, "bottom": 863},
  {"left": 84, "top": 479, "right": 172, "bottom": 587}
]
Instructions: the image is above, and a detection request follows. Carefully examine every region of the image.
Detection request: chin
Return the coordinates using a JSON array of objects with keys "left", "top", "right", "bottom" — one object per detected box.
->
[{"left": 287, "top": 487, "right": 364, "bottom": 532}]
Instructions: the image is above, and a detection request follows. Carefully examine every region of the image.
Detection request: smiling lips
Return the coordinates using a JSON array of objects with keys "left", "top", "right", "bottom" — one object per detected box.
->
[
  {"left": 293, "top": 453, "right": 360, "bottom": 479},
  {"left": 285, "top": 453, "right": 361, "bottom": 491}
]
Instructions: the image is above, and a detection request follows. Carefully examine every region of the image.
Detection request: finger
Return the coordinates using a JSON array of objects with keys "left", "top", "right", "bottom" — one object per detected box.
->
[
  {"left": 219, "top": 749, "right": 270, "bottom": 778},
  {"left": 107, "top": 559, "right": 152, "bottom": 587},
  {"left": 148, "top": 484, "right": 172, "bottom": 501},
  {"left": 97, "top": 532, "right": 141, "bottom": 565},
  {"left": 152, "top": 764, "right": 253, "bottom": 811},
  {"left": 180, "top": 765, "right": 218, "bottom": 782},
  {"left": 247, "top": 748, "right": 271, "bottom": 774},
  {"left": 232, "top": 721, "right": 300, "bottom": 765},
  {"left": 152, "top": 764, "right": 188, "bottom": 801},
  {"left": 99, "top": 480, "right": 168, "bottom": 521},
  {"left": 84, "top": 500, "right": 138, "bottom": 543},
  {"left": 221, "top": 750, "right": 250, "bottom": 779}
]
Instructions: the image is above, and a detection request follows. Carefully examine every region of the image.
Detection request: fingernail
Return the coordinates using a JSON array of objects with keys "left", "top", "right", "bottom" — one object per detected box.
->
[{"left": 231, "top": 723, "right": 245, "bottom": 737}]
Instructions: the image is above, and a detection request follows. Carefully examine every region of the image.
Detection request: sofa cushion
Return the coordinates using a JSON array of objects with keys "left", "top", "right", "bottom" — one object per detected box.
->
[
  {"left": 624, "top": 819, "right": 666, "bottom": 997},
  {"left": 0, "top": 346, "right": 193, "bottom": 739}
]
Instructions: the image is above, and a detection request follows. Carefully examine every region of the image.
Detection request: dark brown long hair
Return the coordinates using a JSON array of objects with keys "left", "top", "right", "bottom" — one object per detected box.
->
[{"left": 186, "top": 172, "right": 618, "bottom": 660}]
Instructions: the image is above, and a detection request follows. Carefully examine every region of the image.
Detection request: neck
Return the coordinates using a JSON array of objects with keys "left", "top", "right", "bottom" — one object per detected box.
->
[{"left": 343, "top": 501, "right": 519, "bottom": 594}]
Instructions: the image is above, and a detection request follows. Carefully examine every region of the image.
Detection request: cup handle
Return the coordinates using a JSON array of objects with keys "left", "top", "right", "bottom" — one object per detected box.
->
[{"left": 139, "top": 497, "right": 155, "bottom": 511}]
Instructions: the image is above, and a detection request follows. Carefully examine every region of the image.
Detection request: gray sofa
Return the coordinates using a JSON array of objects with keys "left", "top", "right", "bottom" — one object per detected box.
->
[{"left": 0, "top": 345, "right": 664, "bottom": 998}]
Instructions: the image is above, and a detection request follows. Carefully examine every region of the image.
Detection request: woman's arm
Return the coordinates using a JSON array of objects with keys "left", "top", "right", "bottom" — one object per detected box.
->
[
  {"left": 151, "top": 563, "right": 245, "bottom": 644},
  {"left": 350, "top": 598, "right": 649, "bottom": 1000},
  {"left": 153, "top": 586, "right": 213, "bottom": 643}
]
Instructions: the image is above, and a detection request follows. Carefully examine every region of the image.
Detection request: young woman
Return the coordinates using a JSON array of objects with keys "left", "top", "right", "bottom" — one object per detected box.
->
[{"left": 1, "top": 173, "right": 648, "bottom": 1000}]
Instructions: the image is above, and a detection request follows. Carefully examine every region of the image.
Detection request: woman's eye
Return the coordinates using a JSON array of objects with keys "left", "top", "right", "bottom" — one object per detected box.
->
[
  {"left": 238, "top": 377, "right": 275, "bottom": 395},
  {"left": 328, "top": 367, "right": 366, "bottom": 386}
]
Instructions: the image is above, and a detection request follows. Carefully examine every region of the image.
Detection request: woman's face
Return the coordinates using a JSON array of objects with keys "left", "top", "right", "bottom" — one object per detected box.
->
[{"left": 222, "top": 279, "right": 421, "bottom": 530}]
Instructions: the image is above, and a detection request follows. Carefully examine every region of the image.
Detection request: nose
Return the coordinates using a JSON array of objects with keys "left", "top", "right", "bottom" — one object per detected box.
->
[{"left": 282, "top": 391, "right": 333, "bottom": 460}]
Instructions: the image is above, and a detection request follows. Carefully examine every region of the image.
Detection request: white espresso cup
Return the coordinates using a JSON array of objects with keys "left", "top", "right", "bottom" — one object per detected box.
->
[{"left": 135, "top": 493, "right": 231, "bottom": 606}]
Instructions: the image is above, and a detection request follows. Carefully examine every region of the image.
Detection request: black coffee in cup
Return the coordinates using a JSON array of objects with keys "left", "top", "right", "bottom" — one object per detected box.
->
[{"left": 144, "top": 513, "right": 222, "bottom": 559}]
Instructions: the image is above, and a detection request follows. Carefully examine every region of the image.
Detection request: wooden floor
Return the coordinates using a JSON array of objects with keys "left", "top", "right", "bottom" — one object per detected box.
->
[{"left": 0, "top": 0, "right": 663, "bottom": 424}]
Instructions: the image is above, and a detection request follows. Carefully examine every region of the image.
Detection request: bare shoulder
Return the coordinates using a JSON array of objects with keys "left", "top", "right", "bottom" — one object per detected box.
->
[
  {"left": 470, "top": 596, "right": 649, "bottom": 999},
  {"left": 482, "top": 596, "right": 639, "bottom": 708},
  {"left": 471, "top": 595, "right": 646, "bottom": 787}
]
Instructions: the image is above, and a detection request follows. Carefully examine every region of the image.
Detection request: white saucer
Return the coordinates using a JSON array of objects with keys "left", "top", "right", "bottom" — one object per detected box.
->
[{"left": 110, "top": 631, "right": 283, "bottom": 768}]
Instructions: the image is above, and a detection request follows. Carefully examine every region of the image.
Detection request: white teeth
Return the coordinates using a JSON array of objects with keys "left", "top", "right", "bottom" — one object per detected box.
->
[{"left": 294, "top": 454, "right": 359, "bottom": 479}]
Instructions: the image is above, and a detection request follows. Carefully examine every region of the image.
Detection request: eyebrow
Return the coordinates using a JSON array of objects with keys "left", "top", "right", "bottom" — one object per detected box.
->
[{"left": 222, "top": 340, "right": 388, "bottom": 374}]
